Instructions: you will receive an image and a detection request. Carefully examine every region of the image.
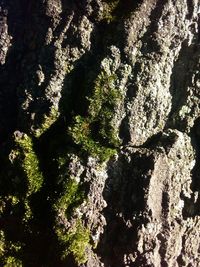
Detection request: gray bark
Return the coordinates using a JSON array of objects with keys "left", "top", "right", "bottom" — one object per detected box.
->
[{"left": 0, "top": 0, "right": 200, "bottom": 266}]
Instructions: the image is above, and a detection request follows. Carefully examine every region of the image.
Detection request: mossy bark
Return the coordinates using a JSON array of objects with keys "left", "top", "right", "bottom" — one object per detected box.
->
[{"left": 0, "top": 0, "right": 200, "bottom": 266}]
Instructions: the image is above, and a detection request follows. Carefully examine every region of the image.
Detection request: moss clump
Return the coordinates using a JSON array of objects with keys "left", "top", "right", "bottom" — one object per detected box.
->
[
  {"left": 54, "top": 177, "right": 85, "bottom": 217},
  {"left": 102, "top": 0, "right": 120, "bottom": 22},
  {"left": 53, "top": 156, "right": 90, "bottom": 265},
  {"left": 69, "top": 116, "right": 117, "bottom": 162},
  {"left": 34, "top": 107, "right": 59, "bottom": 138},
  {"left": 14, "top": 134, "right": 43, "bottom": 196},
  {"left": 69, "top": 71, "right": 121, "bottom": 162},
  {"left": 4, "top": 256, "right": 22, "bottom": 267},
  {"left": 0, "top": 230, "right": 6, "bottom": 258},
  {"left": 54, "top": 178, "right": 90, "bottom": 264},
  {"left": 0, "top": 231, "right": 22, "bottom": 267},
  {"left": 10, "top": 133, "right": 44, "bottom": 221},
  {"left": 0, "top": 196, "right": 19, "bottom": 214},
  {"left": 87, "top": 72, "right": 121, "bottom": 120},
  {"left": 56, "top": 220, "right": 90, "bottom": 264}
]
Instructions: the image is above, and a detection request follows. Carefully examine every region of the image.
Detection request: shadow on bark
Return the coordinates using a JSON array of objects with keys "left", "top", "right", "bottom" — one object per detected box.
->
[{"left": 96, "top": 152, "right": 154, "bottom": 267}]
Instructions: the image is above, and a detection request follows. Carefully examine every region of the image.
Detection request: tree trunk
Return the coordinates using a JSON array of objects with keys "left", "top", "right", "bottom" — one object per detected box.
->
[{"left": 0, "top": 0, "right": 200, "bottom": 266}]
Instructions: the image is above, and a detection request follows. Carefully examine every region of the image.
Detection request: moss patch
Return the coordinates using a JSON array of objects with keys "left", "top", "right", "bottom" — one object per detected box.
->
[
  {"left": 54, "top": 177, "right": 90, "bottom": 264},
  {"left": 9, "top": 133, "right": 44, "bottom": 221},
  {"left": 0, "top": 230, "right": 22, "bottom": 267},
  {"left": 56, "top": 220, "right": 90, "bottom": 264},
  {"left": 69, "top": 71, "right": 121, "bottom": 162},
  {"left": 4, "top": 256, "right": 22, "bottom": 267},
  {"left": 14, "top": 133, "right": 43, "bottom": 196},
  {"left": 69, "top": 116, "right": 117, "bottom": 162},
  {"left": 102, "top": 0, "right": 120, "bottom": 23},
  {"left": 54, "top": 176, "right": 85, "bottom": 218},
  {"left": 34, "top": 107, "right": 59, "bottom": 138},
  {"left": 52, "top": 154, "right": 90, "bottom": 264}
]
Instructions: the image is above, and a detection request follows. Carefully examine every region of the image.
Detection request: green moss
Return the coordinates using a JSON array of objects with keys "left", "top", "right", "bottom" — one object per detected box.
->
[
  {"left": 68, "top": 71, "right": 121, "bottom": 162},
  {"left": 4, "top": 256, "right": 22, "bottom": 267},
  {"left": 54, "top": 177, "right": 85, "bottom": 216},
  {"left": 85, "top": 71, "right": 122, "bottom": 148},
  {"left": 102, "top": 0, "right": 120, "bottom": 22},
  {"left": 87, "top": 71, "right": 121, "bottom": 119},
  {"left": 69, "top": 116, "right": 117, "bottom": 162},
  {"left": 0, "top": 196, "right": 19, "bottom": 214},
  {"left": 23, "top": 199, "right": 33, "bottom": 222},
  {"left": 12, "top": 133, "right": 44, "bottom": 221},
  {"left": 53, "top": 156, "right": 90, "bottom": 264},
  {"left": 14, "top": 134, "right": 43, "bottom": 196},
  {"left": 56, "top": 220, "right": 90, "bottom": 264},
  {"left": 53, "top": 154, "right": 86, "bottom": 215},
  {"left": 0, "top": 230, "right": 6, "bottom": 258},
  {"left": 0, "top": 231, "right": 22, "bottom": 267},
  {"left": 34, "top": 107, "right": 59, "bottom": 138},
  {"left": 53, "top": 173, "right": 90, "bottom": 264}
]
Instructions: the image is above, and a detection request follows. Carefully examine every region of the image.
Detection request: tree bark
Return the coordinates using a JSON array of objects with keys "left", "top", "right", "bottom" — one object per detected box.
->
[{"left": 0, "top": 0, "right": 200, "bottom": 266}]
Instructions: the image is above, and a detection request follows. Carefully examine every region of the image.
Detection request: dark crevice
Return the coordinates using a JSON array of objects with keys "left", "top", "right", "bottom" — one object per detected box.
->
[
  {"left": 0, "top": 0, "right": 26, "bottom": 143},
  {"left": 190, "top": 117, "right": 200, "bottom": 192},
  {"left": 173, "top": 117, "right": 200, "bottom": 220},
  {"left": 186, "top": 0, "right": 194, "bottom": 20},
  {"left": 0, "top": 0, "right": 55, "bottom": 136},
  {"left": 177, "top": 235, "right": 186, "bottom": 266},
  {"left": 112, "top": 0, "right": 143, "bottom": 20},
  {"left": 168, "top": 41, "right": 191, "bottom": 115},
  {"left": 141, "top": 131, "right": 163, "bottom": 148},
  {"left": 181, "top": 118, "right": 200, "bottom": 218},
  {"left": 119, "top": 115, "right": 131, "bottom": 144}
]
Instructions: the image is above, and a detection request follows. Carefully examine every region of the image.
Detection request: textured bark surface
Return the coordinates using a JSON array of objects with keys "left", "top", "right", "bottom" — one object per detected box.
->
[{"left": 0, "top": 0, "right": 200, "bottom": 266}]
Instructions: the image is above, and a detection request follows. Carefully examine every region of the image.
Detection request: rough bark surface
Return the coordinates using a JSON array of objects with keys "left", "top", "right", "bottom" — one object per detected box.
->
[{"left": 0, "top": 0, "right": 200, "bottom": 266}]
